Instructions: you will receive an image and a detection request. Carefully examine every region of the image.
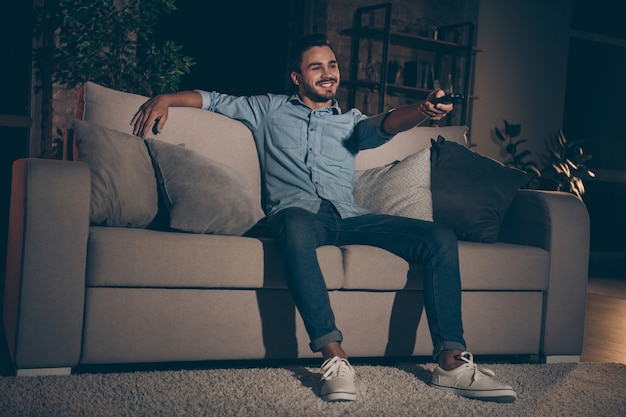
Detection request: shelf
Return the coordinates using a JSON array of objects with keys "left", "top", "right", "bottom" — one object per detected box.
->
[
  {"left": 341, "top": 27, "right": 469, "bottom": 54},
  {"left": 340, "top": 3, "right": 478, "bottom": 126},
  {"left": 342, "top": 80, "right": 431, "bottom": 96},
  {"left": 342, "top": 80, "right": 478, "bottom": 101},
  {"left": 387, "top": 83, "right": 436, "bottom": 95}
]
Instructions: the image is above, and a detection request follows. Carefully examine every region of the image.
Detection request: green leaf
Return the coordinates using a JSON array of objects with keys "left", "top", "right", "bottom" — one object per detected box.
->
[
  {"left": 504, "top": 120, "right": 521, "bottom": 138},
  {"left": 36, "top": 0, "right": 196, "bottom": 95},
  {"left": 506, "top": 143, "right": 517, "bottom": 154},
  {"left": 495, "top": 127, "right": 506, "bottom": 142},
  {"left": 557, "top": 131, "right": 567, "bottom": 147}
]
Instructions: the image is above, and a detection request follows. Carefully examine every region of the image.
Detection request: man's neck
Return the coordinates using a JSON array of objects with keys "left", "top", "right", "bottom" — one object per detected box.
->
[{"left": 298, "top": 94, "right": 333, "bottom": 110}]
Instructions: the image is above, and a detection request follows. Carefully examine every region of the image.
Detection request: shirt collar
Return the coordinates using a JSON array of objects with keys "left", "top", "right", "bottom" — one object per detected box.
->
[{"left": 289, "top": 94, "right": 342, "bottom": 115}]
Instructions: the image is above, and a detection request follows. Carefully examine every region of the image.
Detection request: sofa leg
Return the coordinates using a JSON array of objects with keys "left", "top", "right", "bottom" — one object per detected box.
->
[
  {"left": 16, "top": 367, "right": 72, "bottom": 376},
  {"left": 542, "top": 355, "right": 581, "bottom": 364}
]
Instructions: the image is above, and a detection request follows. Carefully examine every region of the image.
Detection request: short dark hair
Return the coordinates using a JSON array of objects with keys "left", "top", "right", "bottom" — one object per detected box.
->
[{"left": 289, "top": 33, "right": 335, "bottom": 73}]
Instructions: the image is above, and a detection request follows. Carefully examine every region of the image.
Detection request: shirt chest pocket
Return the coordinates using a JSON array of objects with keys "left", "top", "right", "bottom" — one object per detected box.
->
[
  {"left": 271, "top": 119, "right": 306, "bottom": 149},
  {"left": 320, "top": 130, "right": 351, "bottom": 163}
]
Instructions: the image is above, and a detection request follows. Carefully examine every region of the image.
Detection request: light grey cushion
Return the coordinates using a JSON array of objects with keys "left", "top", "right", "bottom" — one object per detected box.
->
[
  {"left": 73, "top": 118, "right": 158, "bottom": 227},
  {"left": 145, "top": 139, "right": 264, "bottom": 236},
  {"left": 353, "top": 148, "right": 432, "bottom": 221}
]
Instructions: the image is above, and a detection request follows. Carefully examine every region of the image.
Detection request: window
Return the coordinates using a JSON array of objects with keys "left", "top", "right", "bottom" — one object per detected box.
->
[{"left": 565, "top": 0, "right": 626, "bottom": 271}]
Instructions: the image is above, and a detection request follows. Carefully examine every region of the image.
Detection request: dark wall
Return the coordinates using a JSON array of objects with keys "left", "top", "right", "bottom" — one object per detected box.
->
[
  {"left": 155, "top": 0, "right": 305, "bottom": 95},
  {"left": 1, "top": 3, "right": 32, "bottom": 282},
  {"left": 565, "top": 0, "right": 626, "bottom": 274},
  {"left": 0, "top": 0, "right": 33, "bottom": 376}
]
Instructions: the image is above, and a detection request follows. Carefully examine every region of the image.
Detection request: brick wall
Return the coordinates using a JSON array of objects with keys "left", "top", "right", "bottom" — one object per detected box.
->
[
  {"left": 49, "top": 87, "right": 78, "bottom": 158},
  {"left": 319, "top": 0, "right": 467, "bottom": 114}
]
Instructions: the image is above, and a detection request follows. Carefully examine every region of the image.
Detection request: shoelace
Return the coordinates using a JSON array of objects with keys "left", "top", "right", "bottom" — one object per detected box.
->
[
  {"left": 321, "top": 357, "right": 353, "bottom": 381},
  {"left": 457, "top": 351, "right": 496, "bottom": 383}
]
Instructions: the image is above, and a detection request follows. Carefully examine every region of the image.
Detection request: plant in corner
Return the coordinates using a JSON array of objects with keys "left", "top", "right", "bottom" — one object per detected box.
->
[
  {"left": 540, "top": 129, "right": 595, "bottom": 198},
  {"left": 495, "top": 120, "right": 542, "bottom": 185},
  {"left": 34, "top": 0, "right": 195, "bottom": 158},
  {"left": 495, "top": 119, "right": 595, "bottom": 198},
  {"left": 34, "top": 0, "right": 195, "bottom": 96}
]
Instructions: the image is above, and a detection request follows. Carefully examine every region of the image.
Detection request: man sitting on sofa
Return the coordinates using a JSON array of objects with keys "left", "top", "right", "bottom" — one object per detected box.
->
[{"left": 130, "top": 33, "right": 517, "bottom": 403}]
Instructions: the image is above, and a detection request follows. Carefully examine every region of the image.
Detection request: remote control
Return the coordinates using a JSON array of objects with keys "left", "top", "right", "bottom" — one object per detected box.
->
[{"left": 430, "top": 93, "right": 465, "bottom": 105}]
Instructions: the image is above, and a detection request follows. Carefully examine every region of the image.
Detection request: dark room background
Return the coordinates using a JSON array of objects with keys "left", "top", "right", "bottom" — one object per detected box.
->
[
  {"left": 565, "top": 0, "right": 626, "bottom": 273},
  {"left": 154, "top": 0, "right": 306, "bottom": 95}
]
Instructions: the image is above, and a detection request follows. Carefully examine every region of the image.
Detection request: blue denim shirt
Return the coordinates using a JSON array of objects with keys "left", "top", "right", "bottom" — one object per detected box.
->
[{"left": 197, "top": 91, "right": 394, "bottom": 218}]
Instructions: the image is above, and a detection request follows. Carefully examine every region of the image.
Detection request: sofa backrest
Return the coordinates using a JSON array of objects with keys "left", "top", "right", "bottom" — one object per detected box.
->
[
  {"left": 75, "top": 81, "right": 469, "bottom": 200},
  {"left": 76, "top": 81, "right": 262, "bottom": 200},
  {"left": 354, "top": 124, "right": 468, "bottom": 170}
]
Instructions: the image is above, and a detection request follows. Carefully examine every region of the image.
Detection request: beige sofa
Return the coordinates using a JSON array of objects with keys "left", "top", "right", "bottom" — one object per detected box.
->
[{"left": 3, "top": 82, "right": 590, "bottom": 376}]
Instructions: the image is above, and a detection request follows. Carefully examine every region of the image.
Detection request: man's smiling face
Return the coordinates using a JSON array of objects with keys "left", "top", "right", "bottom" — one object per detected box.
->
[{"left": 291, "top": 45, "right": 340, "bottom": 109}]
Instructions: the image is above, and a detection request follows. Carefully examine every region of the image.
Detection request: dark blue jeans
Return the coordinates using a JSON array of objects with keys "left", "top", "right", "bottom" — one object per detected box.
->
[{"left": 257, "top": 200, "right": 466, "bottom": 359}]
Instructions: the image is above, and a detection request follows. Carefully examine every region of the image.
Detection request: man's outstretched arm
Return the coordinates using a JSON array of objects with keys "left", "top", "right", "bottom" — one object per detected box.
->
[
  {"left": 131, "top": 90, "right": 203, "bottom": 138},
  {"left": 382, "top": 89, "right": 453, "bottom": 136}
]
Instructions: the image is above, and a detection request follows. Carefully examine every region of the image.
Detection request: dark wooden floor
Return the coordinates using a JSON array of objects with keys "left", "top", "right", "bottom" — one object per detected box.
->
[{"left": 581, "top": 275, "right": 626, "bottom": 365}]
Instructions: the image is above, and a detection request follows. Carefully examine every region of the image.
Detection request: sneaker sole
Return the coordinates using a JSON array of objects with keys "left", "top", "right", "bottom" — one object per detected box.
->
[
  {"left": 321, "top": 391, "right": 357, "bottom": 402},
  {"left": 431, "top": 383, "right": 517, "bottom": 403}
]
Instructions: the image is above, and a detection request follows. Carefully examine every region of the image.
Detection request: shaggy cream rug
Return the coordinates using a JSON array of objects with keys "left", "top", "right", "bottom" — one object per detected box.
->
[{"left": 1, "top": 361, "right": 625, "bottom": 416}]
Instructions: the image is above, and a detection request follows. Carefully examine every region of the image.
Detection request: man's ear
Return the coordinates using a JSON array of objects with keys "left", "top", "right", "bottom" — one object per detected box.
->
[{"left": 290, "top": 71, "right": 301, "bottom": 86}]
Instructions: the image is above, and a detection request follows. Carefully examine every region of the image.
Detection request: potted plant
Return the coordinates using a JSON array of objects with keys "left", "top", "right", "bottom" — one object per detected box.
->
[
  {"left": 495, "top": 119, "right": 595, "bottom": 198},
  {"left": 34, "top": 0, "right": 195, "bottom": 157}
]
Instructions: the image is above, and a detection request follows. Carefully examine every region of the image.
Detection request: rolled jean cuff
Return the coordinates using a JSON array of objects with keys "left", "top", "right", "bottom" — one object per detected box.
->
[
  {"left": 309, "top": 329, "right": 343, "bottom": 352},
  {"left": 432, "top": 341, "right": 467, "bottom": 361}
]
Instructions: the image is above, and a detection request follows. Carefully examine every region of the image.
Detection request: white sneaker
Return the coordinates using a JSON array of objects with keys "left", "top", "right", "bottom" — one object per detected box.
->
[
  {"left": 320, "top": 356, "right": 356, "bottom": 402},
  {"left": 431, "top": 352, "right": 517, "bottom": 403}
]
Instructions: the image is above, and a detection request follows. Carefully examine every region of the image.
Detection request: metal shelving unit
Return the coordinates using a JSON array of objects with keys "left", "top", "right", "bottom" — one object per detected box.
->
[{"left": 340, "top": 3, "right": 478, "bottom": 126}]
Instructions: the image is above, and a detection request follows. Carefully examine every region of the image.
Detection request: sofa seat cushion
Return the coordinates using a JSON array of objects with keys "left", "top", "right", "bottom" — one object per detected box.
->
[
  {"left": 341, "top": 245, "right": 424, "bottom": 290},
  {"left": 85, "top": 227, "right": 344, "bottom": 289},
  {"left": 457, "top": 241, "right": 550, "bottom": 290},
  {"left": 341, "top": 241, "right": 549, "bottom": 291},
  {"left": 87, "top": 228, "right": 549, "bottom": 292},
  {"left": 88, "top": 230, "right": 422, "bottom": 292}
]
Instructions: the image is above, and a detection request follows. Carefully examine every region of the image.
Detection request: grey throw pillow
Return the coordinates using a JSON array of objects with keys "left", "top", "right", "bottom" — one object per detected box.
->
[
  {"left": 353, "top": 148, "right": 432, "bottom": 221},
  {"left": 73, "top": 118, "right": 158, "bottom": 228},
  {"left": 145, "top": 139, "right": 264, "bottom": 236}
]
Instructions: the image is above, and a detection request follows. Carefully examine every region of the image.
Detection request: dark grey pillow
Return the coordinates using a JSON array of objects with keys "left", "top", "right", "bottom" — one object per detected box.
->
[
  {"left": 145, "top": 139, "right": 264, "bottom": 236},
  {"left": 353, "top": 148, "right": 432, "bottom": 221},
  {"left": 73, "top": 118, "right": 158, "bottom": 227},
  {"left": 430, "top": 136, "right": 530, "bottom": 243}
]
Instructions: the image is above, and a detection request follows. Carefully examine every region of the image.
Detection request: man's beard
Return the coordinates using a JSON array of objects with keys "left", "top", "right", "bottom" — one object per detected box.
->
[{"left": 303, "top": 80, "right": 337, "bottom": 102}]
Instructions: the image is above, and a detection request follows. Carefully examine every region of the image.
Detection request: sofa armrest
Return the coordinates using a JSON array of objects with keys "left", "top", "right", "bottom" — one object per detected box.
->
[
  {"left": 499, "top": 189, "right": 590, "bottom": 357},
  {"left": 3, "top": 158, "right": 91, "bottom": 371}
]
